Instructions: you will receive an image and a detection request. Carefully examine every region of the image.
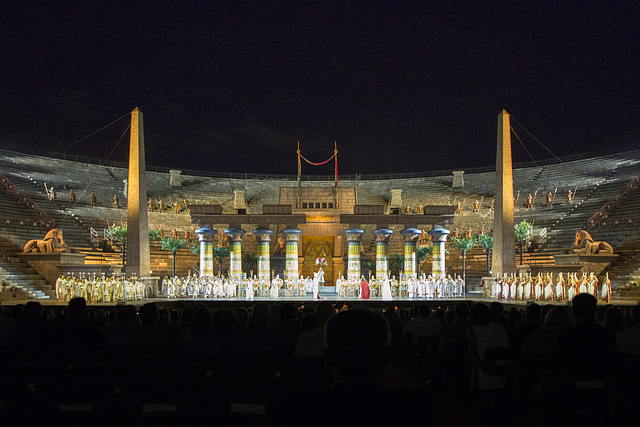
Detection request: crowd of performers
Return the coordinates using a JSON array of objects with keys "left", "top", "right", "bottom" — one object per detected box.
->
[
  {"left": 490, "top": 271, "right": 613, "bottom": 303},
  {"left": 161, "top": 274, "right": 324, "bottom": 300},
  {"left": 54, "top": 272, "right": 470, "bottom": 302},
  {"left": 55, "top": 274, "right": 150, "bottom": 303},
  {"left": 336, "top": 274, "right": 466, "bottom": 300}
]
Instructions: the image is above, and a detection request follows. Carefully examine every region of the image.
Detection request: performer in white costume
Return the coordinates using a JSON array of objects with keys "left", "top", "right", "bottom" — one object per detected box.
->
[{"left": 381, "top": 277, "right": 392, "bottom": 301}]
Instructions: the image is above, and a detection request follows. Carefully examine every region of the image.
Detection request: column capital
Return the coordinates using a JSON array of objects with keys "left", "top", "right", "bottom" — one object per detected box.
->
[
  {"left": 400, "top": 228, "right": 422, "bottom": 242},
  {"left": 195, "top": 227, "right": 217, "bottom": 242},
  {"left": 344, "top": 228, "right": 365, "bottom": 242},
  {"left": 372, "top": 228, "right": 393, "bottom": 242},
  {"left": 224, "top": 228, "right": 246, "bottom": 242},
  {"left": 428, "top": 228, "right": 450, "bottom": 243},
  {"left": 282, "top": 228, "right": 303, "bottom": 242},
  {"left": 253, "top": 228, "right": 274, "bottom": 242}
]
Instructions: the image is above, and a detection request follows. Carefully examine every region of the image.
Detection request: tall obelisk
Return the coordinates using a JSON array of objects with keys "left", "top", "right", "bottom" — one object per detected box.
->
[
  {"left": 126, "top": 107, "right": 150, "bottom": 276},
  {"left": 492, "top": 109, "right": 516, "bottom": 275}
]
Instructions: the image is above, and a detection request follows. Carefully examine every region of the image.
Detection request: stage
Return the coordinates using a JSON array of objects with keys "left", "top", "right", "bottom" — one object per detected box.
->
[{"left": 5, "top": 292, "right": 637, "bottom": 309}]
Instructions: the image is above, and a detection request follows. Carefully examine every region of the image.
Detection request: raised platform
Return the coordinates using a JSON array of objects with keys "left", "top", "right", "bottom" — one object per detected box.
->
[
  {"left": 518, "top": 253, "right": 619, "bottom": 277},
  {"left": 5, "top": 292, "right": 637, "bottom": 309}
]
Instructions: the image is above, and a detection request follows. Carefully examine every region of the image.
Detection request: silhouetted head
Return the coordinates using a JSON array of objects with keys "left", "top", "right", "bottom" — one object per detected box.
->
[
  {"left": 234, "top": 307, "right": 249, "bottom": 328},
  {"left": 190, "top": 307, "right": 213, "bottom": 335},
  {"left": 571, "top": 293, "right": 598, "bottom": 323},
  {"left": 23, "top": 301, "right": 43, "bottom": 321},
  {"left": 315, "top": 301, "right": 335, "bottom": 325},
  {"left": 418, "top": 304, "right": 431, "bottom": 318},
  {"left": 543, "top": 306, "right": 573, "bottom": 331},
  {"left": 471, "top": 303, "right": 491, "bottom": 326},
  {"left": 279, "top": 303, "right": 297, "bottom": 322},
  {"left": 213, "top": 308, "right": 236, "bottom": 332},
  {"left": 324, "top": 309, "right": 390, "bottom": 384},
  {"left": 138, "top": 302, "right": 159, "bottom": 325},
  {"left": 251, "top": 303, "right": 270, "bottom": 326},
  {"left": 526, "top": 303, "right": 541, "bottom": 324},
  {"left": 68, "top": 297, "right": 86, "bottom": 318},
  {"left": 454, "top": 302, "right": 469, "bottom": 320},
  {"left": 489, "top": 301, "right": 504, "bottom": 324},
  {"left": 117, "top": 305, "right": 137, "bottom": 321}
]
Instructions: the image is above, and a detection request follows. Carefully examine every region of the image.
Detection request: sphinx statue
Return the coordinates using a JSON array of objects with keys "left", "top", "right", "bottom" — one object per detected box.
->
[
  {"left": 569, "top": 230, "right": 613, "bottom": 255},
  {"left": 23, "top": 229, "right": 70, "bottom": 253}
]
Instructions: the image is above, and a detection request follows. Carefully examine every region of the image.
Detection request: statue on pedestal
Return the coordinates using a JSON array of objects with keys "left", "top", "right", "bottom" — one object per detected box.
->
[
  {"left": 23, "top": 229, "right": 70, "bottom": 253},
  {"left": 569, "top": 230, "right": 613, "bottom": 254}
]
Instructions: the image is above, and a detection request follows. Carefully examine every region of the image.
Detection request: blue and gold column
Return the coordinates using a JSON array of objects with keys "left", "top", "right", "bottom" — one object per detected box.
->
[
  {"left": 283, "top": 228, "right": 303, "bottom": 282},
  {"left": 253, "top": 228, "right": 274, "bottom": 281},
  {"left": 344, "top": 229, "right": 365, "bottom": 281},
  {"left": 400, "top": 228, "right": 422, "bottom": 279},
  {"left": 195, "top": 228, "right": 217, "bottom": 277},
  {"left": 372, "top": 228, "right": 393, "bottom": 279},
  {"left": 224, "top": 228, "right": 245, "bottom": 280},
  {"left": 428, "top": 228, "right": 450, "bottom": 278}
]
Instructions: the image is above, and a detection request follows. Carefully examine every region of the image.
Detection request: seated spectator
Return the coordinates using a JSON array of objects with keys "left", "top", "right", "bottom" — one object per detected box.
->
[
  {"left": 616, "top": 304, "right": 640, "bottom": 357},
  {"left": 274, "top": 303, "right": 301, "bottom": 357},
  {"left": 468, "top": 303, "right": 509, "bottom": 391},
  {"left": 52, "top": 297, "right": 105, "bottom": 349},
  {"left": 268, "top": 308, "right": 437, "bottom": 426},
  {"left": 243, "top": 303, "right": 286, "bottom": 363},
  {"left": 294, "top": 301, "right": 334, "bottom": 363},
  {"left": 439, "top": 302, "right": 472, "bottom": 354},
  {"left": 131, "top": 302, "right": 180, "bottom": 358},
  {"left": 12, "top": 301, "right": 52, "bottom": 350},
  {"left": 105, "top": 304, "right": 140, "bottom": 348},
  {"left": 511, "top": 303, "right": 541, "bottom": 350},
  {"left": 522, "top": 306, "right": 573, "bottom": 356},
  {"left": 552, "top": 294, "right": 615, "bottom": 367}
]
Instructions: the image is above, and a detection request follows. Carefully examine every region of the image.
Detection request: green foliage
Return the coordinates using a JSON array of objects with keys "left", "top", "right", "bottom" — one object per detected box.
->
[
  {"left": 108, "top": 225, "right": 127, "bottom": 242},
  {"left": 190, "top": 244, "right": 200, "bottom": 255},
  {"left": 390, "top": 253, "right": 405, "bottom": 270},
  {"left": 149, "top": 229, "right": 161, "bottom": 242},
  {"left": 417, "top": 246, "right": 432, "bottom": 261},
  {"left": 514, "top": 220, "right": 533, "bottom": 243},
  {"left": 477, "top": 234, "right": 493, "bottom": 251},
  {"left": 212, "top": 245, "right": 229, "bottom": 260},
  {"left": 243, "top": 252, "right": 257, "bottom": 271},
  {"left": 212, "top": 245, "right": 230, "bottom": 275},
  {"left": 160, "top": 237, "right": 190, "bottom": 254},
  {"left": 450, "top": 236, "right": 476, "bottom": 253}
]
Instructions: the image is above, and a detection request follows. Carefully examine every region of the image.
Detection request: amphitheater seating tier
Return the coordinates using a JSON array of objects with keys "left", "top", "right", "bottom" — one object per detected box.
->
[{"left": 3, "top": 148, "right": 640, "bottom": 296}]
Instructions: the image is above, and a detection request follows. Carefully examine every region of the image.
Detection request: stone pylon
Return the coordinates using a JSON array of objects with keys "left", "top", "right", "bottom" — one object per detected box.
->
[
  {"left": 492, "top": 109, "right": 516, "bottom": 275},
  {"left": 125, "top": 107, "right": 151, "bottom": 276}
]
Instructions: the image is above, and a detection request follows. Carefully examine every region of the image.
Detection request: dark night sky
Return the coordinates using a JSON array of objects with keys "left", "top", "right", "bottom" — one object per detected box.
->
[{"left": 1, "top": 1, "right": 638, "bottom": 175}]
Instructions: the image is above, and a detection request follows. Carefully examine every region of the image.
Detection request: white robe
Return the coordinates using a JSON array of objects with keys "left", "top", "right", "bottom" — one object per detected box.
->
[{"left": 381, "top": 279, "right": 392, "bottom": 301}]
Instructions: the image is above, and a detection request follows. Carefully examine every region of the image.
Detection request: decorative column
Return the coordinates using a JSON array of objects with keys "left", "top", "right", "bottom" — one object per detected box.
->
[
  {"left": 253, "top": 228, "right": 274, "bottom": 281},
  {"left": 344, "top": 229, "right": 365, "bottom": 280},
  {"left": 224, "top": 228, "right": 245, "bottom": 279},
  {"left": 195, "top": 228, "right": 217, "bottom": 277},
  {"left": 401, "top": 228, "right": 422, "bottom": 279},
  {"left": 372, "top": 228, "right": 393, "bottom": 279},
  {"left": 428, "top": 228, "right": 450, "bottom": 278},
  {"left": 283, "top": 228, "right": 303, "bottom": 281}
]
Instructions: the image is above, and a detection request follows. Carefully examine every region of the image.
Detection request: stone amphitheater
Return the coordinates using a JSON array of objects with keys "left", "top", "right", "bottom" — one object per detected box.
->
[{"left": 2, "top": 147, "right": 640, "bottom": 301}]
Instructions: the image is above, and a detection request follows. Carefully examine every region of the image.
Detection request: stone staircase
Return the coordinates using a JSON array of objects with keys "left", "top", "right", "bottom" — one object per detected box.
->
[{"left": 0, "top": 239, "right": 54, "bottom": 300}]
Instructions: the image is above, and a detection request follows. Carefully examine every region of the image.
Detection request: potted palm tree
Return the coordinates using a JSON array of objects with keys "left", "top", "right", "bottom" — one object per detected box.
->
[
  {"left": 514, "top": 220, "right": 533, "bottom": 265},
  {"left": 161, "top": 237, "right": 190, "bottom": 277},
  {"left": 450, "top": 236, "right": 476, "bottom": 282},
  {"left": 477, "top": 234, "right": 493, "bottom": 276},
  {"left": 212, "top": 245, "right": 230, "bottom": 276}
]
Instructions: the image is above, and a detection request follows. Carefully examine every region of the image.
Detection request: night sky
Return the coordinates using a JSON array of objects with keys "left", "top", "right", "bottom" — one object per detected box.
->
[{"left": 1, "top": 1, "right": 638, "bottom": 175}]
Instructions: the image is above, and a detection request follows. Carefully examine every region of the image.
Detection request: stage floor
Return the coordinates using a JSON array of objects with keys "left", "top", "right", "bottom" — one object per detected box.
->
[{"left": 5, "top": 293, "right": 638, "bottom": 308}]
